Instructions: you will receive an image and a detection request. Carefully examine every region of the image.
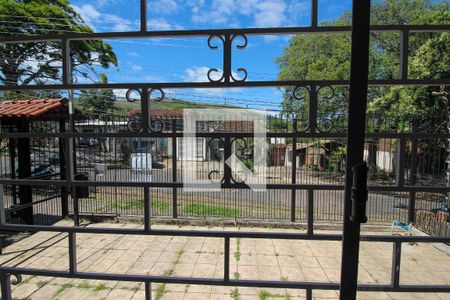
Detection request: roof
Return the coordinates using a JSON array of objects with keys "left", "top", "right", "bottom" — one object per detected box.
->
[
  {"left": 213, "top": 120, "right": 255, "bottom": 133},
  {"left": 0, "top": 98, "right": 83, "bottom": 120}
]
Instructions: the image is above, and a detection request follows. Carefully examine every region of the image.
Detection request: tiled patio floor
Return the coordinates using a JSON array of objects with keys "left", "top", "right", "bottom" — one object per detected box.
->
[{"left": 1, "top": 220, "right": 449, "bottom": 299}]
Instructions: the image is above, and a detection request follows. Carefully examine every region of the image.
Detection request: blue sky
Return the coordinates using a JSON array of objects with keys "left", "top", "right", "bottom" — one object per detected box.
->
[{"left": 70, "top": 0, "right": 352, "bottom": 110}]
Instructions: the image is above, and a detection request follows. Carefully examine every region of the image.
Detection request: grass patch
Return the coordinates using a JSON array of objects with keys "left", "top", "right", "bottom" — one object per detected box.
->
[
  {"left": 155, "top": 246, "right": 186, "bottom": 300},
  {"left": 36, "top": 280, "right": 48, "bottom": 288},
  {"left": 154, "top": 283, "right": 167, "bottom": 300},
  {"left": 93, "top": 283, "right": 110, "bottom": 293},
  {"left": 234, "top": 272, "right": 240, "bottom": 280},
  {"left": 259, "top": 289, "right": 292, "bottom": 300},
  {"left": 53, "top": 283, "right": 75, "bottom": 298},
  {"left": 234, "top": 238, "right": 241, "bottom": 262},
  {"left": 183, "top": 203, "right": 238, "bottom": 218},
  {"left": 109, "top": 198, "right": 170, "bottom": 211},
  {"left": 231, "top": 287, "right": 240, "bottom": 300}
]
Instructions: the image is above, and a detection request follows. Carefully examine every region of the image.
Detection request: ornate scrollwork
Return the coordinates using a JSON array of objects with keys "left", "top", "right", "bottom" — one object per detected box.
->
[
  {"left": 207, "top": 68, "right": 225, "bottom": 82},
  {"left": 316, "top": 85, "right": 335, "bottom": 133},
  {"left": 231, "top": 34, "right": 248, "bottom": 50},
  {"left": 229, "top": 137, "right": 251, "bottom": 184},
  {"left": 125, "top": 88, "right": 166, "bottom": 132},
  {"left": 230, "top": 34, "right": 248, "bottom": 82},
  {"left": 230, "top": 68, "right": 248, "bottom": 82},
  {"left": 149, "top": 117, "right": 165, "bottom": 133},
  {"left": 292, "top": 85, "right": 311, "bottom": 133},
  {"left": 206, "top": 33, "right": 248, "bottom": 82},
  {"left": 207, "top": 34, "right": 225, "bottom": 50},
  {"left": 10, "top": 274, "right": 22, "bottom": 285}
]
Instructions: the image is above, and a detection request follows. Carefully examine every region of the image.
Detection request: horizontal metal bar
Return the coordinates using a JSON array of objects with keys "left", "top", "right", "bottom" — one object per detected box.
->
[
  {"left": 2, "top": 178, "right": 450, "bottom": 192},
  {"left": 1, "top": 224, "right": 449, "bottom": 242},
  {"left": 1, "top": 132, "right": 449, "bottom": 140},
  {"left": 0, "top": 267, "right": 449, "bottom": 292},
  {"left": 1, "top": 79, "right": 450, "bottom": 92},
  {"left": 4, "top": 194, "right": 61, "bottom": 213},
  {"left": 0, "top": 24, "right": 449, "bottom": 44}
]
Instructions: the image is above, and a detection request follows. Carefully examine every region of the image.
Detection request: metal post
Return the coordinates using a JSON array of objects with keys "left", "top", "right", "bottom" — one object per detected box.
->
[
  {"left": 396, "top": 138, "right": 405, "bottom": 187},
  {"left": 391, "top": 241, "right": 402, "bottom": 288},
  {"left": 307, "top": 189, "right": 314, "bottom": 236},
  {"left": 0, "top": 272, "right": 12, "bottom": 300},
  {"left": 17, "top": 120, "right": 32, "bottom": 224},
  {"left": 223, "top": 33, "right": 232, "bottom": 83},
  {"left": 140, "top": 0, "right": 147, "bottom": 32},
  {"left": 59, "top": 119, "right": 68, "bottom": 217},
  {"left": 309, "top": 84, "right": 318, "bottom": 134},
  {"left": 172, "top": 118, "right": 178, "bottom": 219},
  {"left": 224, "top": 137, "right": 232, "bottom": 185},
  {"left": 224, "top": 237, "right": 230, "bottom": 282},
  {"left": 291, "top": 120, "right": 297, "bottom": 222},
  {"left": 409, "top": 136, "right": 418, "bottom": 223},
  {"left": 339, "top": 1, "right": 371, "bottom": 299},
  {"left": 144, "top": 186, "right": 150, "bottom": 231},
  {"left": 311, "top": 0, "right": 318, "bottom": 28}
]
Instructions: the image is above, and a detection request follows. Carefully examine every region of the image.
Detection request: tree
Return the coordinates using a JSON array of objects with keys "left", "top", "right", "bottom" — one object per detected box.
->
[
  {"left": 77, "top": 73, "right": 116, "bottom": 116},
  {"left": 277, "top": 0, "right": 450, "bottom": 175},
  {"left": 277, "top": 0, "right": 449, "bottom": 126},
  {"left": 0, "top": 0, "right": 117, "bottom": 87}
]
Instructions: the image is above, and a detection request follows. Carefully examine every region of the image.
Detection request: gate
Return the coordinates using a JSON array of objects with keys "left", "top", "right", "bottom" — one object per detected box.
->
[{"left": 1, "top": 1, "right": 450, "bottom": 299}]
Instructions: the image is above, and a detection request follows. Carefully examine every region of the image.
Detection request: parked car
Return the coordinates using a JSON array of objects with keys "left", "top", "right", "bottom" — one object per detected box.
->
[
  {"left": 31, "top": 164, "right": 55, "bottom": 177},
  {"left": 16, "top": 164, "right": 55, "bottom": 178},
  {"left": 49, "top": 154, "right": 60, "bottom": 165}
]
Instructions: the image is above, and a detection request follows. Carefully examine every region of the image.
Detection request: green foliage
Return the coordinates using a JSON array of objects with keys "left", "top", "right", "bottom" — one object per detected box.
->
[
  {"left": 183, "top": 203, "right": 238, "bottom": 218},
  {"left": 0, "top": 0, "right": 117, "bottom": 87},
  {"left": 77, "top": 73, "right": 116, "bottom": 115},
  {"left": 277, "top": 0, "right": 450, "bottom": 133}
]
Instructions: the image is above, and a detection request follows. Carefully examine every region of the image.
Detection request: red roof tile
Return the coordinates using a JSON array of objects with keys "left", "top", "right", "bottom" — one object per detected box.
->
[{"left": 0, "top": 98, "right": 81, "bottom": 120}]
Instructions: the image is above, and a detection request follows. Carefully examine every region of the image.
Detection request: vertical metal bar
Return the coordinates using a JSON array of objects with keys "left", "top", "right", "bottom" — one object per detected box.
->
[
  {"left": 59, "top": 119, "right": 68, "bottom": 217},
  {"left": 145, "top": 281, "right": 151, "bottom": 300},
  {"left": 306, "top": 288, "right": 312, "bottom": 300},
  {"left": 140, "top": 0, "right": 147, "bottom": 32},
  {"left": 223, "top": 33, "right": 232, "bottom": 83},
  {"left": 68, "top": 231, "right": 77, "bottom": 274},
  {"left": 224, "top": 237, "right": 230, "bottom": 282},
  {"left": 8, "top": 138, "right": 16, "bottom": 205},
  {"left": 409, "top": 136, "right": 418, "bottom": 223},
  {"left": 0, "top": 273, "right": 12, "bottom": 300},
  {"left": 400, "top": 30, "right": 409, "bottom": 80},
  {"left": 224, "top": 137, "right": 232, "bottom": 185},
  {"left": 311, "top": 0, "right": 318, "bottom": 28},
  {"left": 17, "top": 120, "right": 32, "bottom": 224},
  {"left": 396, "top": 138, "right": 405, "bottom": 187},
  {"left": 391, "top": 241, "right": 402, "bottom": 288},
  {"left": 144, "top": 186, "right": 150, "bottom": 231},
  {"left": 142, "top": 88, "right": 149, "bottom": 134},
  {"left": 61, "top": 39, "right": 71, "bottom": 86},
  {"left": 339, "top": 1, "right": 371, "bottom": 299},
  {"left": 172, "top": 118, "right": 178, "bottom": 219},
  {"left": 307, "top": 189, "right": 314, "bottom": 236},
  {"left": 309, "top": 84, "right": 318, "bottom": 133},
  {"left": 291, "top": 120, "right": 297, "bottom": 222}
]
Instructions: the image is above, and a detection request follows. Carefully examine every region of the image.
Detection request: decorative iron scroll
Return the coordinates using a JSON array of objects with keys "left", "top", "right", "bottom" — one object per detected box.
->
[
  {"left": 316, "top": 85, "right": 335, "bottom": 133},
  {"left": 292, "top": 85, "right": 311, "bottom": 133},
  {"left": 207, "top": 33, "right": 248, "bottom": 83},
  {"left": 125, "top": 88, "right": 166, "bottom": 132}
]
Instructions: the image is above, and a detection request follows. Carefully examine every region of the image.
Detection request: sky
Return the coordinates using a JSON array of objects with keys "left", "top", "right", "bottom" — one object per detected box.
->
[{"left": 69, "top": 0, "right": 352, "bottom": 111}]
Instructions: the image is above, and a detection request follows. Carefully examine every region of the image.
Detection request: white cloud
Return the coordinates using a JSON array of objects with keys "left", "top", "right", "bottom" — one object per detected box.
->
[
  {"left": 130, "top": 65, "right": 143, "bottom": 72},
  {"left": 71, "top": 4, "right": 134, "bottom": 31},
  {"left": 253, "top": 0, "right": 287, "bottom": 27},
  {"left": 183, "top": 66, "right": 244, "bottom": 95},
  {"left": 153, "top": 0, "right": 180, "bottom": 14},
  {"left": 126, "top": 52, "right": 140, "bottom": 57},
  {"left": 147, "top": 18, "right": 184, "bottom": 30}
]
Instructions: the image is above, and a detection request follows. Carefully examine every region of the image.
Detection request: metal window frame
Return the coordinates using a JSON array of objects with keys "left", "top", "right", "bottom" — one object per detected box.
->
[{"left": 0, "top": 0, "right": 449, "bottom": 299}]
